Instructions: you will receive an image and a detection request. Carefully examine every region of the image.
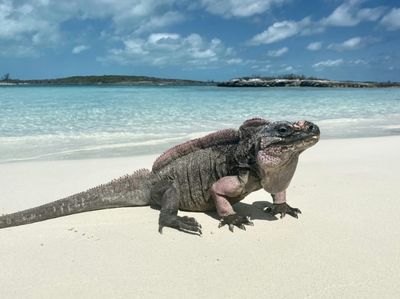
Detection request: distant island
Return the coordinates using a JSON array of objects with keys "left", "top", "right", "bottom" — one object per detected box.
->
[
  {"left": 1, "top": 73, "right": 399, "bottom": 88},
  {"left": 217, "top": 75, "right": 400, "bottom": 88},
  {"left": 0, "top": 75, "right": 208, "bottom": 86}
]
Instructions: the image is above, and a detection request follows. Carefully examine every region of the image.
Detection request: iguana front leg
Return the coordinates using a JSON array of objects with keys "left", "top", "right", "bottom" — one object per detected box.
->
[
  {"left": 210, "top": 169, "right": 253, "bottom": 232},
  {"left": 265, "top": 190, "right": 302, "bottom": 218},
  {"left": 158, "top": 183, "right": 202, "bottom": 235}
]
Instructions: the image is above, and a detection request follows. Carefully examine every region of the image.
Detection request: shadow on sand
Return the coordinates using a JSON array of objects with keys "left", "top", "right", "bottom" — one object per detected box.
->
[{"left": 206, "top": 201, "right": 278, "bottom": 222}]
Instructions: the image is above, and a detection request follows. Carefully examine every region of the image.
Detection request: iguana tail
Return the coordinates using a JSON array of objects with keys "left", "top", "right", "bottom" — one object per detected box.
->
[{"left": 0, "top": 169, "right": 154, "bottom": 229}]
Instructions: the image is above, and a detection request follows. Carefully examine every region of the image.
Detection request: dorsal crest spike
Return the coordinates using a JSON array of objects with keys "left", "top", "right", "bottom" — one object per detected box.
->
[
  {"left": 241, "top": 117, "right": 270, "bottom": 128},
  {"left": 239, "top": 117, "right": 270, "bottom": 139},
  {"left": 152, "top": 128, "right": 239, "bottom": 171}
]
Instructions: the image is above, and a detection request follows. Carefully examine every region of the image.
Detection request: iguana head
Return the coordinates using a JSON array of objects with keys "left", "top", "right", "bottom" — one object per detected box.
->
[{"left": 255, "top": 120, "right": 320, "bottom": 168}]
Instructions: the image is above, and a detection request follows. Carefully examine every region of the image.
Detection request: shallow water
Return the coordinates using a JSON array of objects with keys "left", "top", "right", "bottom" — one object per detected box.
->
[{"left": 0, "top": 85, "right": 399, "bottom": 162}]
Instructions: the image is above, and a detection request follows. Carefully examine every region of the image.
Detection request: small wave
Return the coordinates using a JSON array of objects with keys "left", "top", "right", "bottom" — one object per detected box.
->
[
  {"left": 0, "top": 131, "right": 187, "bottom": 143},
  {"left": 381, "top": 125, "right": 400, "bottom": 129},
  {"left": 0, "top": 131, "right": 214, "bottom": 163}
]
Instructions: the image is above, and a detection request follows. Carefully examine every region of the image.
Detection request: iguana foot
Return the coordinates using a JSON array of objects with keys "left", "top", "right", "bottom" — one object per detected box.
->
[
  {"left": 218, "top": 214, "right": 253, "bottom": 232},
  {"left": 159, "top": 214, "right": 202, "bottom": 235},
  {"left": 264, "top": 203, "right": 302, "bottom": 219}
]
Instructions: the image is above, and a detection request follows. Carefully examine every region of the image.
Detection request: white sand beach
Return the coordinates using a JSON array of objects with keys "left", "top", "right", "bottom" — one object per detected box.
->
[{"left": 1, "top": 136, "right": 399, "bottom": 298}]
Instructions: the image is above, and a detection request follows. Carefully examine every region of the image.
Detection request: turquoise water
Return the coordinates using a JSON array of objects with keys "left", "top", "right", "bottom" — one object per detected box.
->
[{"left": 0, "top": 85, "right": 399, "bottom": 162}]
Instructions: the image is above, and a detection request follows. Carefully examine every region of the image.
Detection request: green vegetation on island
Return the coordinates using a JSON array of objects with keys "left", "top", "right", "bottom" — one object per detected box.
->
[
  {"left": 0, "top": 74, "right": 207, "bottom": 86},
  {"left": 1, "top": 73, "right": 399, "bottom": 87}
]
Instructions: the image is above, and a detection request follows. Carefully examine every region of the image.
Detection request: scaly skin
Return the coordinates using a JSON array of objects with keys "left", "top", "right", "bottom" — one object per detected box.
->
[{"left": 0, "top": 118, "right": 319, "bottom": 234}]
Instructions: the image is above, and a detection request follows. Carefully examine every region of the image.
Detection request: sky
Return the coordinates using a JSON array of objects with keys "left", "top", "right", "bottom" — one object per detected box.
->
[{"left": 0, "top": 0, "right": 399, "bottom": 81}]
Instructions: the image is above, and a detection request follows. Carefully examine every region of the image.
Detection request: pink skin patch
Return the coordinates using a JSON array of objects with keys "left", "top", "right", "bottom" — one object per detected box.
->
[
  {"left": 210, "top": 175, "right": 248, "bottom": 216},
  {"left": 257, "top": 150, "right": 282, "bottom": 166}
]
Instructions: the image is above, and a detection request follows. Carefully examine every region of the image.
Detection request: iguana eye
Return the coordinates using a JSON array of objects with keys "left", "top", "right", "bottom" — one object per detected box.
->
[
  {"left": 276, "top": 124, "right": 293, "bottom": 136},
  {"left": 278, "top": 126, "right": 288, "bottom": 134},
  {"left": 278, "top": 127, "right": 288, "bottom": 134}
]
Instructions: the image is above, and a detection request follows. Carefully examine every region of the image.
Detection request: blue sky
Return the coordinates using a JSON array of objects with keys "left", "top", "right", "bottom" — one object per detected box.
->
[{"left": 0, "top": 0, "right": 399, "bottom": 81}]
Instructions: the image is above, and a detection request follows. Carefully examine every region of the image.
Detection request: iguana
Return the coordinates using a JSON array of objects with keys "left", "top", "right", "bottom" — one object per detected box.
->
[{"left": 0, "top": 118, "right": 319, "bottom": 234}]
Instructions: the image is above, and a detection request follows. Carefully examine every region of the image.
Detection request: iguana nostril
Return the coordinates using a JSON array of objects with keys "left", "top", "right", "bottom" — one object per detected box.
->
[{"left": 307, "top": 123, "right": 320, "bottom": 134}]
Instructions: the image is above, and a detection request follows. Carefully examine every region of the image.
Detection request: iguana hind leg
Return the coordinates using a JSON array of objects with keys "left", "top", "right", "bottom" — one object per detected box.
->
[{"left": 158, "top": 184, "right": 202, "bottom": 235}]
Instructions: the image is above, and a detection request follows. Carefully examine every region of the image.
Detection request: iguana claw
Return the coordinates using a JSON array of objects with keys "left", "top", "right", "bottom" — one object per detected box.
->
[
  {"left": 264, "top": 203, "right": 302, "bottom": 219},
  {"left": 218, "top": 214, "right": 253, "bottom": 232},
  {"left": 159, "top": 215, "right": 202, "bottom": 235}
]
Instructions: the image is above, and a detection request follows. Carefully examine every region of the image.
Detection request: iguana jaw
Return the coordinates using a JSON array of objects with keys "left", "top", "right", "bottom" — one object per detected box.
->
[{"left": 256, "top": 120, "right": 320, "bottom": 167}]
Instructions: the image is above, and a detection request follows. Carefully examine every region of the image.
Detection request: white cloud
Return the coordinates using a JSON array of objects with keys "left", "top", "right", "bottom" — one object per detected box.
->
[
  {"left": 313, "top": 59, "right": 344, "bottom": 68},
  {"left": 267, "top": 46, "right": 288, "bottom": 57},
  {"left": 380, "top": 8, "right": 400, "bottom": 30},
  {"left": 201, "top": 0, "right": 286, "bottom": 18},
  {"left": 121, "top": 38, "right": 149, "bottom": 55},
  {"left": 283, "top": 65, "right": 294, "bottom": 72},
  {"left": 321, "top": 3, "right": 356, "bottom": 26},
  {"left": 134, "top": 11, "right": 185, "bottom": 34},
  {"left": 226, "top": 58, "right": 243, "bottom": 64},
  {"left": 102, "top": 32, "right": 235, "bottom": 68},
  {"left": 72, "top": 45, "right": 90, "bottom": 54},
  {"left": 249, "top": 17, "right": 310, "bottom": 45},
  {"left": 307, "top": 41, "right": 322, "bottom": 51},
  {"left": 357, "top": 7, "right": 386, "bottom": 22},
  {"left": 147, "top": 33, "right": 181, "bottom": 49},
  {"left": 0, "top": 43, "right": 37, "bottom": 57},
  {"left": 248, "top": 1, "right": 387, "bottom": 46},
  {"left": 0, "top": 0, "right": 186, "bottom": 57},
  {"left": 0, "top": 0, "right": 59, "bottom": 42},
  {"left": 350, "top": 59, "right": 368, "bottom": 65},
  {"left": 327, "top": 36, "right": 377, "bottom": 51},
  {"left": 88, "top": 0, "right": 184, "bottom": 32},
  {"left": 321, "top": 1, "right": 385, "bottom": 27},
  {"left": 328, "top": 37, "right": 362, "bottom": 51},
  {"left": 251, "top": 63, "right": 272, "bottom": 72}
]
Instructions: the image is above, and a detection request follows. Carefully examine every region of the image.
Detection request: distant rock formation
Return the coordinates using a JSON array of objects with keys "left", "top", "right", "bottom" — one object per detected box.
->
[{"left": 217, "top": 77, "right": 400, "bottom": 88}]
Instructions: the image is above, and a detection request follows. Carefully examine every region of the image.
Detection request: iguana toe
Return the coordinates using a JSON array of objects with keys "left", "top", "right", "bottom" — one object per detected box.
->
[
  {"left": 159, "top": 214, "right": 202, "bottom": 235},
  {"left": 181, "top": 216, "right": 202, "bottom": 228},
  {"left": 218, "top": 214, "right": 253, "bottom": 232},
  {"left": 177, "top": 219, "right": 202, "bottom": 235},
  {"left": 287, "top": 207, "right": 301, "bottom": 218},
  {"left": 264, "top": 203, "right": 302, "bottom": 219}
]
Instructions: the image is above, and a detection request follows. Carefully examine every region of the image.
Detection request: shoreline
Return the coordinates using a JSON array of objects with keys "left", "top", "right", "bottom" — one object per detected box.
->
[
  {"left": 2, "top": 75, "right": 400, "bottom": 88},
  {"left": 2, "top": 134, "right": 400, "bottom": 165}
]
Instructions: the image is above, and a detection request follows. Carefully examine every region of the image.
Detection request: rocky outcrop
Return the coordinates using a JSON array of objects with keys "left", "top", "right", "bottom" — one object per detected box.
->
[{"left": 217, "top": 78, "right": 400, "bottom": 88}]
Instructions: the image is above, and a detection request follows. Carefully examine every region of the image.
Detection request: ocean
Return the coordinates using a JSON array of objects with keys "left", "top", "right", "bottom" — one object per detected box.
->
[{"left": 0, "top": 85, "right": 399, "bottom": 163}]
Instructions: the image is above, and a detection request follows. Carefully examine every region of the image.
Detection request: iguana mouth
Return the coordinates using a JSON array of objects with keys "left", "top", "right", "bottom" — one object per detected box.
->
[
  {"left": 257, "top": 135, "right": 319, "bottom": 166},
  {"left": 260, "top": 134, "right": 319, "bottom": 152}
]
